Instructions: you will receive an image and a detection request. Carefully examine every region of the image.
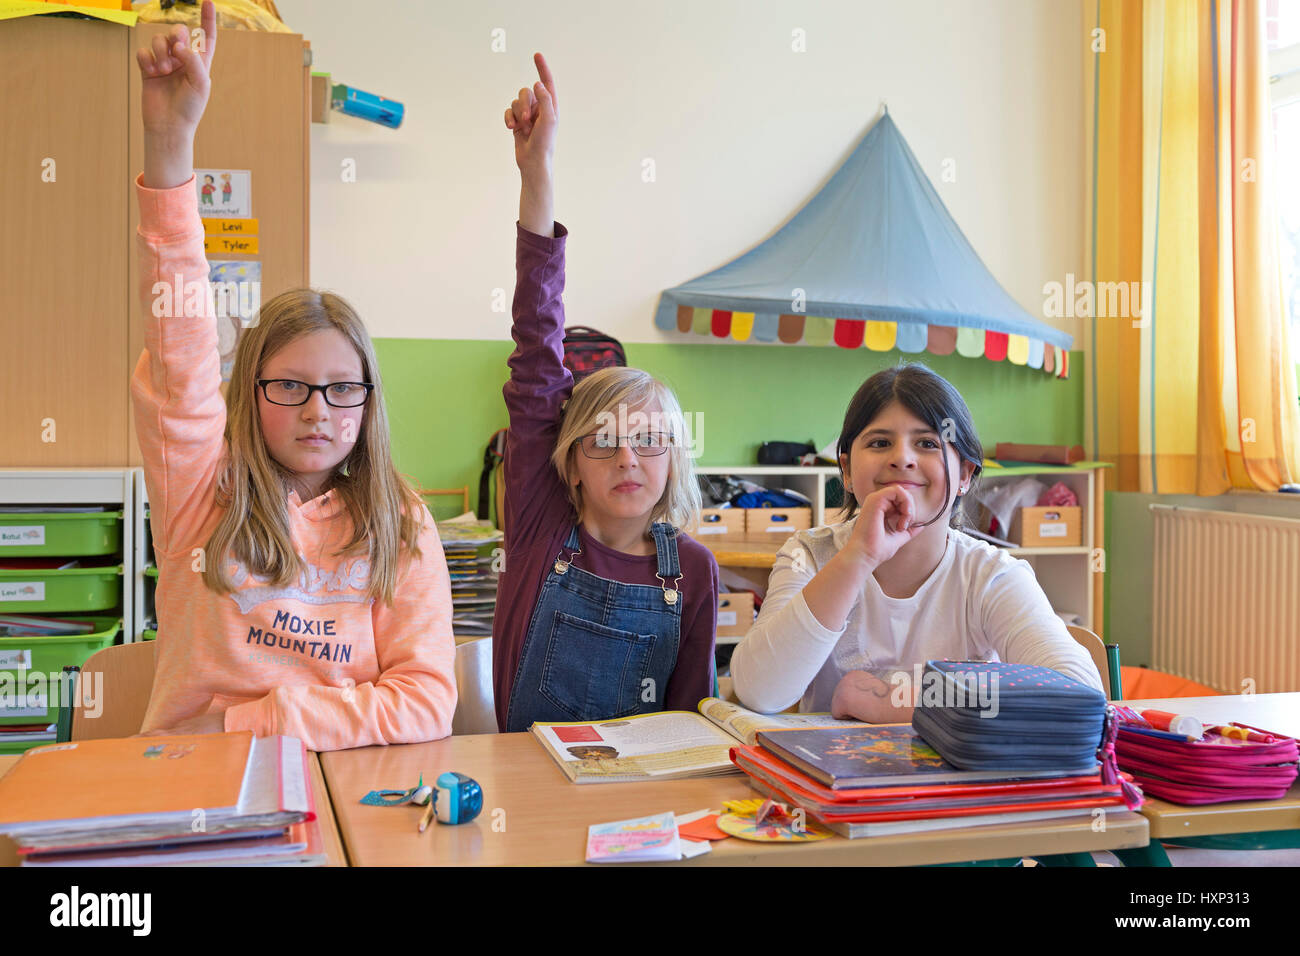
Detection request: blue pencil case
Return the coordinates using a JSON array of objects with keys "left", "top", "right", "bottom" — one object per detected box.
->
[{"left": 910, "top": 660, "right": 1109, "bottom": 774}]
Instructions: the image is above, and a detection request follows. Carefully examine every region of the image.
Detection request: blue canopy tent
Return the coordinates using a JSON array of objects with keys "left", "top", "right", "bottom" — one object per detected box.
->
[{"left": 653, "top": 112, "right": 1072, "bottom": 377}]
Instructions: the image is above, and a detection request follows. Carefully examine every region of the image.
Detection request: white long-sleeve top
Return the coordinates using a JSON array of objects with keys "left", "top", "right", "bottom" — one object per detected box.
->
[{"left": 730, "top": 517, "right": 1102, "bottom": 714}]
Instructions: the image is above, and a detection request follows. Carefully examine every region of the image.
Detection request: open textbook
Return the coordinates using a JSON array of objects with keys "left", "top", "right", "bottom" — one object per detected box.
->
[{"left": 531, "top": 698, "right": 868, "bottom": 784}]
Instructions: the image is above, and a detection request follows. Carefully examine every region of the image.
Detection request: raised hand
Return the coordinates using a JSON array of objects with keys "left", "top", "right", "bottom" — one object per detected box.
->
[
  {"left": 505, "top": 53, "right": 557, "bottom": 237},
  {"left": 138, "top": 0, "right": 217, "bottom": 188},
  {"left": 504, "top": 52, "right": 558, "bottom": 180},
  {"left": 138, "top": 0, "right": 217, "bottom": 136}
]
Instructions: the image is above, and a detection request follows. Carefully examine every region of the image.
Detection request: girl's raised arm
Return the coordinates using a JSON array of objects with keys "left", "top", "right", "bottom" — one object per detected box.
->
[
  {"left": 131, "top": 1, "right": 227, "bottom": 557},
  {"left": 501, "top": 54, "right": 572, "bottom": 536}
]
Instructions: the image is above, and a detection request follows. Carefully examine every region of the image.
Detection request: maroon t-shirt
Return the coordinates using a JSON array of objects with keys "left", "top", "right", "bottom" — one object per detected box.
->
[{"left": 493, "top": 222, "right": 719, "bottom": 731}]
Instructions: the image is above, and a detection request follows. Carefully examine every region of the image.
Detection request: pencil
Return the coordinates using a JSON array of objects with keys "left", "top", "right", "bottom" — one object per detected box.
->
[{"left": 418, "top": 799, "right": 436, "bottom": 833}]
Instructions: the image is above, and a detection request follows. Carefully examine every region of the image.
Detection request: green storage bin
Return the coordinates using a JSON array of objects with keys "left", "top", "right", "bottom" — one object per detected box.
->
[
  {"left": 0, "top": 739, "right": 48, "bottom": 755},
  {"left": 0, "top": 564, "right": 122, "bottom": 613},
  {"left": 0, "top": 512, "right": 123, "bottom": 557},
  {"left": 0, "top": 616, "right": 121, "bottom": 726}
]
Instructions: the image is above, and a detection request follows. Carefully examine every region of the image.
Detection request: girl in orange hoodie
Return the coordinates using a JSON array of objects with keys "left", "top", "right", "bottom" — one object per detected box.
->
[{"left": 133, "top": 3, "right": 456, "bottom": 750}]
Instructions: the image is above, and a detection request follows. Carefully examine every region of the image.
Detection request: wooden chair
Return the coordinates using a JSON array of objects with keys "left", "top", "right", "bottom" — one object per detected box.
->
[
  {"left": 66, "top": 640, "right": 158, "bottom": 741},
  {"left": 1067, "top": 624, "right": 1121, "bottom": 699},
  {"left": 451, "top": 637, "right": 497, "bottom": 735},
  {"left": 418, "top": 485, "right": 471, "bottom": 517},
  {"left": 717, "top": 675, "right": 737, "bottom": 702}
]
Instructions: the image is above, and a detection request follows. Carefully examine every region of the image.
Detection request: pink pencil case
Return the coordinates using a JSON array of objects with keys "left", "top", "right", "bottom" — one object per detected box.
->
[
  {"left": 1124, "top": 773, "right": 1295, "bottom": 804},
  {"left": 1115, "top": 723, "right": 1298, "bottom": 805}
]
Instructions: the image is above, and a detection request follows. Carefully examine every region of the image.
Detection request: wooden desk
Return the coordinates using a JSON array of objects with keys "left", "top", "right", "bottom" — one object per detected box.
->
[
  {"left": 321, "top": 732, "right": 1148, "bottom": 866},
  {"left": 1122, "top": 693, "right": 1300, "bottom": 842},
  {"left": 0, "top": 751, "right": 348, "bottom": 867}
]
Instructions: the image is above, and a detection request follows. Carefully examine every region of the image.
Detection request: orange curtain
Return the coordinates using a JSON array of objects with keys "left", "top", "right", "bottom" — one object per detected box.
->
[{"left": 1085, "top": 0, "right": 1299, "bottom": 493}]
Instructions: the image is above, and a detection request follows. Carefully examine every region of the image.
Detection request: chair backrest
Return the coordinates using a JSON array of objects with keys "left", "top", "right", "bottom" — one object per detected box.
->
[
  {"left": 418, "top": 485, "right": 471, "bottom": 517},
  {"left": 1067, "top": 624, "right": 1112, "bottom": 699},
  {"left": 717, "top": 675, "right": 737, "bottom": 703},
  {"left": 451, "top": 637, "right": 497, "bottom": 735},
  {"left": 70, "top": 640, "right": 158, "bottom": 741}
]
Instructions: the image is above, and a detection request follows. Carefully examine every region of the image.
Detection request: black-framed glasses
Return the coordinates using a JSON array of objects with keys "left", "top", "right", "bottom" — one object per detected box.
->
[
  {"left": 256, "top": 379, "right": 374, "bottom": 408},
  {"left": 576, "top": 432, "right": 674, "bottom": 459}
]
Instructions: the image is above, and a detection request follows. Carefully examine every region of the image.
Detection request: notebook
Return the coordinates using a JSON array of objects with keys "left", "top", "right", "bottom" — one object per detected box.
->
[
  {"left": 0, "top": 733, "right": 312, "bottom": 850},
  {"left": 744, "top": 774, "right": 1116, "bottom": 839}
]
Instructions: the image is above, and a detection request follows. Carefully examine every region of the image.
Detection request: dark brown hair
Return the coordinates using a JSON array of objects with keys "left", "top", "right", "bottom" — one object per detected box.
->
[{"left": 836, "top": 363, "right": 983, "bottom": 528}]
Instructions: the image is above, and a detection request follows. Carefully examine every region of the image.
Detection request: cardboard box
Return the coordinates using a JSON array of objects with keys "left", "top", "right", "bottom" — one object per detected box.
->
[
  {"left": 716, "top": 592, "right": 755, "bottom": 639},
  {"left": 688, "top": 508, "right": 746, "bottom": 543},
  {"left": 744, "top": 507, "right": 812, "bottom": 543},
  {"left": 1009, "top": 506, "right": 1082, "bottom": 547}
]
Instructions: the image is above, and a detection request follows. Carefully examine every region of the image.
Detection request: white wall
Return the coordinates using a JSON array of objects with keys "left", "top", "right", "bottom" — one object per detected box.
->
[{"left": 276, "top": 0, "right": 1085, "bottom": 344}]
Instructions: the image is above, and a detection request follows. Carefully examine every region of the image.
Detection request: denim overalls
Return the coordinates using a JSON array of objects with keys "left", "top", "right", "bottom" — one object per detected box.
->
[{"left": 504, "top": 523, "right": 683, "bottom": 732}]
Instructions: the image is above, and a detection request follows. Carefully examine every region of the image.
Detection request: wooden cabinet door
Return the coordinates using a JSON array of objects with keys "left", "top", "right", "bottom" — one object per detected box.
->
[{"left": 0, "top": 17, "right": 129, "bottom": 467}]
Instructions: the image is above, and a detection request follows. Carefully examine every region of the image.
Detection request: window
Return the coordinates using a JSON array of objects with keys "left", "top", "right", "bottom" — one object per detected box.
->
[{"left": 1268, "top": 1, "right": 1300, "bottom": 369}]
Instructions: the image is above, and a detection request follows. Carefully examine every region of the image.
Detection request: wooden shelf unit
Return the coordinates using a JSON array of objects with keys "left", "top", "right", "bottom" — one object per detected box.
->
[
  {"left": 962, "top": 462, "right": 1109, "bottom": 636},
  {"left": 695, "top": 462, "right": 1109, "bottom": 639},
  {"left": 0, "top": 468, "right": 135, "bottom": 641}
]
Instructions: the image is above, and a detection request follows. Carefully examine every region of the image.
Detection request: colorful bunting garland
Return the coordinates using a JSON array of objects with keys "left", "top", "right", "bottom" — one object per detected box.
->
[{"left": 671, "top": 306, "right": 1068, "bottom": 378}]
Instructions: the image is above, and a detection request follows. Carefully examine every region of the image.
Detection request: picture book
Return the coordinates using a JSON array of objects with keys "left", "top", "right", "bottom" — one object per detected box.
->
[
  {"left": 530, "top": 698, "right": 869, "bottom": 784},
  {"left": 755, "top": 726, "right": 1081, "bottom": 789}
]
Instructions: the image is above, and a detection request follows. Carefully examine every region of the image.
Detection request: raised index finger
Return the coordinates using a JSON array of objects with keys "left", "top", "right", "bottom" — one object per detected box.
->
[
  {"left": 199, "top": 0, "right": 218, "bottom": 67},
  {"left": 534, "top": 52, "right": 557, "bottom": 109}
]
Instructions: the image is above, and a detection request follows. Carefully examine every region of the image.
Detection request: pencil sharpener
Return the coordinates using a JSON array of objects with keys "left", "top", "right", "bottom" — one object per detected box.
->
[{"left": 434, "top": 771, "right": 483, "bottom": 825}]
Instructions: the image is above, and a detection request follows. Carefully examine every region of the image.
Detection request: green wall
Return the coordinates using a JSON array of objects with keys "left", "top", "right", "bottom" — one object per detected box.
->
[
  {"left": 376, "top": 336, "right": 1299, "bottom": 681},
  {"left": 376, "top": 338, "right": 1085, "bottom": 520}
]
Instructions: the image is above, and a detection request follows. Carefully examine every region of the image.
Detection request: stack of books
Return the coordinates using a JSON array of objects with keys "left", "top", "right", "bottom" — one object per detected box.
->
[
  {"left": 0, "top": 732, "right": 327, "bottom": 866},
  {"left": 0, "top": 613, "right": 94, "bottom": 638},
  {"left": 730, "top": 724, "right": 1133, "bottom": 838},
  {"left": 436, "top": 519, "right": 503, "bottom": 637},
  {"left": 0, "top": 614, "right": 97, "bottom": 749},
  {"left": 0, "top": 724, "right": 58, "bottom": 748}
]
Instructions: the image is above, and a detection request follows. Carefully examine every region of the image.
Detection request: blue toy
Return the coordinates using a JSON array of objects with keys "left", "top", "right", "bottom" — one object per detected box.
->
[{"left": 432, "top": 771, "right": 483, "bottom": 825}]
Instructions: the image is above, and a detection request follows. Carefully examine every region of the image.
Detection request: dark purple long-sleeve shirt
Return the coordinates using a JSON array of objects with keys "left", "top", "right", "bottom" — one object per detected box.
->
[{"left": 492, "top": 222, "right": 719, "bottom": 731}]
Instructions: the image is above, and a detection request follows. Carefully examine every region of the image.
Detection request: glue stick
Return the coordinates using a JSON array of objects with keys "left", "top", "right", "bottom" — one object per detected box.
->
[{"left": 1140, "top": 709, "right": 1203, "bottom": 739}]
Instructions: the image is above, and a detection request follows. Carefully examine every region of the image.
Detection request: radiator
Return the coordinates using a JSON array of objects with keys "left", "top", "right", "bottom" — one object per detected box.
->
[{"left": 1151, "top": 504, "right": 1300, "bottom": 694}]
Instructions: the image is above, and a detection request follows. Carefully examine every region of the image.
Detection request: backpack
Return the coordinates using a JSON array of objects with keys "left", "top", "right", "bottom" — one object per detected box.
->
[
  {"left": 478, "top": 429, "right": 507, "bottom": 529},
  {"left": 480, "top": 328, "right": 624, "bottom": 532},
  {"left": 562, "top": 326, "right": 626, "bottom": 382}
]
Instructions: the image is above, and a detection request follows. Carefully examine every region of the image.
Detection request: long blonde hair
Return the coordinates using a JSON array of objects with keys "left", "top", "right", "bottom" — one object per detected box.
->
[
  {"left": 550, "top": 367, "right": 701, "bottom": 531},
  {"left": 204, "top": 289, "right": 424, "bottom": 606}
]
